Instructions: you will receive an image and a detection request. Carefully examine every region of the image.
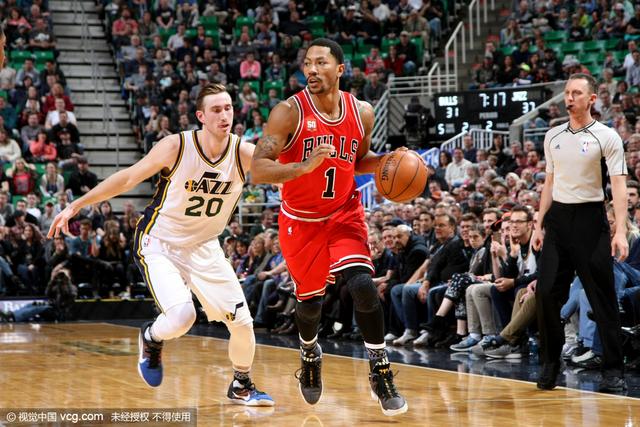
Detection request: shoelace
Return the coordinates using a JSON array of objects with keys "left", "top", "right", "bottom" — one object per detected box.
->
[
  {"left": 295, "top": 355, "right": 321, "bottom": 387},
  {"left": 146, "top": 342, "right": 162, "bottom": 369},
  {"left": 373, "top": 369, "right": 400, "bottom": 399}
]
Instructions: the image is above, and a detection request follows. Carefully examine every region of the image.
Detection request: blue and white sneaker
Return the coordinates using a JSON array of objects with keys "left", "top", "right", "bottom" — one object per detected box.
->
[
  {"left": 450, "top": 335, "right": 480, "bottom": 352},
  {"left": 138, "top": 321, "right": 163, "bottom": 387},
  {"left": 227, "top": 379, "right": 275, "bottom": 406}
]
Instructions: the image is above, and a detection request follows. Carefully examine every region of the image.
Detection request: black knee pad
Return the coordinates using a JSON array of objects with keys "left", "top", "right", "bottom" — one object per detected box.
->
[
  {"left": 296, "top": 295, "right": 323, "bottom": 323},
  {"left": 343, "top": 268, "right": 379, "bottom": 313}
]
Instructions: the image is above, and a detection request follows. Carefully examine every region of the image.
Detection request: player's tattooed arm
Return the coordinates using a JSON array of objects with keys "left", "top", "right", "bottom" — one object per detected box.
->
[
  {"left": 251, "top": 101, "right": 331, "bottom": 183},
  {"left": 355, "top": 100, "right": 384, "bottom": 175}
]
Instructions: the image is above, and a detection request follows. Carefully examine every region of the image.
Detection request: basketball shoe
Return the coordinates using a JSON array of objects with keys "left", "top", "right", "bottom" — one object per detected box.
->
[
  {"left": 227, "top": 379, "right": 275, "bottom": 406},
  {"left": 295, "top": 344, "right": 322, "bottom": 404},
  {"left": 138, "top": 321, "right": 163, "bottom": 387},
  {"left": 369, "top": 361, "right": 408, "bottom": 416}
]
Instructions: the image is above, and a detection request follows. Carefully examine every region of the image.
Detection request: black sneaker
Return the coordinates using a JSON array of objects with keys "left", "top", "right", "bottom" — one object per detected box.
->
[
  {"left": 369, "top": 364, "right": 408, "bottom": 416},
  {"left": 137, "top": 321, "right": 163, "bottom": 387},
  {"left": 295, "top": 345, "right": 322, "bottom": 405},
  {"left": 536, "top": 361, "right": 561, "bottom": 390},
  {"left": 599, "top": 375, "right": 627, "bottom": 393}
]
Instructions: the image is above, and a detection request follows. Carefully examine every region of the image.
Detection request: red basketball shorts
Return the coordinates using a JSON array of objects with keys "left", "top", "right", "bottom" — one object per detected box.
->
[{"left": 278, "top": 195, "right": 374, "bottom": 300}]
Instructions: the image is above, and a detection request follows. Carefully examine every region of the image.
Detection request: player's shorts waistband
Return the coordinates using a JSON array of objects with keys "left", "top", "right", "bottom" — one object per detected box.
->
[{"left": 280, "top": 192, "right": 361, "bottom": 222}]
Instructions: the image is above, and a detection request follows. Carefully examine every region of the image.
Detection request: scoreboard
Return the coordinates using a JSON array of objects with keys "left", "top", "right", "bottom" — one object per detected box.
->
[{"left": 433, "top": 86, "right": 550, "bottom": 139}]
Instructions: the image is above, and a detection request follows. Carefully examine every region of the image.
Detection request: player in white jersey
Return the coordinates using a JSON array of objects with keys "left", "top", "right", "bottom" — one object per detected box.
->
[{"left": 48, "top": 83, "right": 274, "bottom": 406}]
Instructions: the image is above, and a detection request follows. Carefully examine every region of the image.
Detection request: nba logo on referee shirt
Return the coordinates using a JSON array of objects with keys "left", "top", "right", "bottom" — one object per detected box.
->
[
  {"left": 581, "top": 141, "right": 589, "bottom": 154},
  {"left": 307, "top": 120, "right": 316, "bottom": 131}
]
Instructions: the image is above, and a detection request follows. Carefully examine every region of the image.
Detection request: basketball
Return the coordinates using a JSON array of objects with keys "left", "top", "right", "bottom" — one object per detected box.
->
[{"left": 374, "top": 148, "right": 428, "bottom": 203}]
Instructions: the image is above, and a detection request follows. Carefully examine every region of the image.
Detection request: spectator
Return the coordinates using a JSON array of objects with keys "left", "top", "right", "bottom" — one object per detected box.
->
[
  {"left": 155, "top": 0, "right": 175, "bottom": 30},
  {"left": 50, "top": 112, "right": 80, "bottom": 144},
  {"left": 39, "top": 162, "right": 65, "bottom": 198},
  {"left": 445, "top": 148, "right": 472, "bottom": 187},
  {"left": 363, "top": 72, "right": 386, "bottom": 105},
  {"left": 397, "top": 31, "right": 418, "bottom": 75},
  {"left": 138, "top": 11, "right": 158, "bottom": 44},
  {"left": 20, "top": 112, "right": 44, "bottom": 151},
  {"left": 28, "top": 18, "right": 55, "bottom": 51},
  {"left": 0, "top": 129, "right": 23, "bottom": 164},
  {"left": 167, "top": 23, "right": 187, "bottom": 53},
  {"left": 0, "top": 97, "right": 17, "bottom": 131},
  {"left": 240, "top": 52, "right": 262, "bottom": 80},
  {"left": 384, "top": 45, "right": 405, "bottom": 77},
  {"left": 45, "top": 98, "right": 77, "bottom": 129},
  {"left": 55, "top": 129, "right": 82, "bottom": 169},
  {"left": 39, "top": 201, "right": 56, "bottom": 233},
  {"left": 0, "top": 58, "right": 17, "bottom": 91},
  {"left": 626, "top": 50, "right": 640, "bottom": 86},
  {"left": 28, "top": 130, "right": 57, "bottom": 163},
  {"left": 7, "top": 158, "right": 36, "bottom": 196},
  {"left": 66, "top": 157, "right": 98, "bottom": 199}
]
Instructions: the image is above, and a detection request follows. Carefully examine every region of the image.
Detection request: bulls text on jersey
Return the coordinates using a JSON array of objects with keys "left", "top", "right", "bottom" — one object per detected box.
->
[{"left": 301, "top": 135, "right": 358, "bottom": 164}]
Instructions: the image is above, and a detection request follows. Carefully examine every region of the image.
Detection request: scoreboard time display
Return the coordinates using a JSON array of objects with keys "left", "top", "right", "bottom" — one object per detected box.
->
[{"left": 433, "top": 87, "right": 549, "bottom": 139}]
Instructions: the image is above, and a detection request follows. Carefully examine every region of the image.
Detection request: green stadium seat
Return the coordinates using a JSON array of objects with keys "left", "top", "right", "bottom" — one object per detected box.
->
[
  {"left": 0, "top": 90, "right": 7, "bottom": 101},
  {"left": 543, "top": 30, "right": 567, "bottom": 43},
  {"left": 311, "top": 28, "right": 325, "bottom": 38},
  {"left": 10, "top": 50, "right": 33, "bottom": 62},
  {"left": 34, "top": 163, "right": 46, "bottom": 178},
  {"left": 411, "top": 37, "right": 424, "bottom": 63},
  {"left": 259, "top": 107, "right": 270, "bottom": 119},
  {"left": 33, "top": 50, "right": 54, "bottom": 63},
  {"left": 238, "top": 79, "right": 260, "bottom": 95},
  {"left": 233, "top": 27, "right": 255, "bottom": 38},
  {"left": 307, "top": 15, "right": 325, "bottom": 30},
  {"left": 561, "top": 41, "right": 583, "bottom": 55},
  {"left": 235, "top": 16, "right": 255, "bottom": 31},
  {"left": 578, "top": 52, "right": 600, "bottom": 66},
  {"left": 586, "top": 63, "right": 602, "bottom": 77},
  {"left": 613, "top": 50, "right": 627, "bottom": 63},
  {"left": 340, "top": 44, "right": 354, "bottom": 55},
  {"left": 604, "top": 38, "right": 622, "bottom": 50},
  {"left": 199, "top": 15, "right": 218, "bottom": 30},
  {"left": 159, "top": 27, "right": 177, "bottom": 44},
  {"left": 11, "top": 195, "right": 25, "bottom": 206},
  {"left": 501, "top": 45, "right": 517, "bottom": 56},
  {"left": 582, "top": 40, "right": 605, "bottom": 53},
  {"left": 351, "top": 52, "right": 367, "bottom": 70},
  {"left": 263, "top": 79, "right": 284, "bottom": 99},
  {"left": 381, "top": 37, "right": 399, "bottom": 54},
  {"left": 185, "top": 28, "right": 197, "bottom": 39}
]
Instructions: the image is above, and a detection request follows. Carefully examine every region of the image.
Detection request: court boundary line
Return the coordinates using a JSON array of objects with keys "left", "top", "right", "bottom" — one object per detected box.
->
[{"left": 98, "top": 321, "right": 639, "bottom": 402}]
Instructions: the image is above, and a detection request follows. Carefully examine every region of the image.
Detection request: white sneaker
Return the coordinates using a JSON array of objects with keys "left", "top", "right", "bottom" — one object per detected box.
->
[
  {"left": 413, "top": 331, "right": 430, "bottom": 347},
  {"left": 384, "top": 332, "right": 398, "bottom": 341},
  {"left": 392, "top": 330, "right": 417, "bottom": 346}
]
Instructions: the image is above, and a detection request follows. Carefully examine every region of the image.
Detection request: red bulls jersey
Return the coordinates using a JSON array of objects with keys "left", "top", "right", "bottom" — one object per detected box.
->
[{"left": 279, "top": 88, "right": 365, "bottom": 220}]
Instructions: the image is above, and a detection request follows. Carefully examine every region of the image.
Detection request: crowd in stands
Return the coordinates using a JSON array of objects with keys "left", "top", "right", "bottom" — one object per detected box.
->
[
  {"left": 106, "top": 0, "right": 452, "bottom": 150},
  {"left": 471, "top": 0, "right": 640, "bottom": 89}
]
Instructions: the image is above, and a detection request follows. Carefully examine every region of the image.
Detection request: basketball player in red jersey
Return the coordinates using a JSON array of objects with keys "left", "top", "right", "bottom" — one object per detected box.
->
[{"left": 252, "top": 38, "right": 409, "bottom": 416}]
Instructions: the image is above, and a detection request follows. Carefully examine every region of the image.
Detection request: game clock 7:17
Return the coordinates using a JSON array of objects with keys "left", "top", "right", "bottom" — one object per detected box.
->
[{"left": 433, "top": 87, "right": 547, "bottom": 139}]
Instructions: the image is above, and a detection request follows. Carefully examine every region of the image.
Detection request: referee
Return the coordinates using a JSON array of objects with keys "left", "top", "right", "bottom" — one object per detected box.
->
[{"left": 532, "top": 73, "right": 628, "bottom": 393}]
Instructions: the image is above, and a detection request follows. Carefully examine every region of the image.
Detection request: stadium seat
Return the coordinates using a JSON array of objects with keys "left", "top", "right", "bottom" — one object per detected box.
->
[
  {"left": 238, "top": 79, "right": 260, "bottom": 95},
  {"left": 0, "top": 90, "right": 7, "bottom": 101},
  {"left": 543, "top": 30, "right": 567, "bottom": 43},
  {"left": 263, "top": 79, "right": 284, "bottom": 99},
  {"left": 501, "top": 45, "right": 517, "bottom": 56},
  {"left": 578, "top": 52, "right": 599, "bottom": 66},
  {"left": 10, "top": 50, "right": 32, "bottom": 63},
  {"left": 340, "top": 44, "right": 354, "bottom": 55},
  {"left": 199, "top": 15, "right": 218, "bottom": 31},
  {"left": 381, "top": 37, "right": 399, "bottom": 54},
  {"left": 582, "top": 40, "right": 605, "bottom": 53},
  {"left": 307, "top": 15, "right": 325, "bottom": 31},
  {"left": 604, "top": 38, "right": 622, "bottom": 51},
  {"left": 351, "top": 52, "right": 367, "bottom": 69},
  {"left": 33, "top": 50, "right": 55, "bottom": 64},
  {"left": 235, "top": 16, "right": 256, "bottom": 31},
  {"left": 586, "top": 63, "right": 602, "bottom": 77},
  {"left": 159, "top": 27, "right": 177, "bottom": 44},
  {"left": 561, "top": 41, "right": 583, "bottom": 55},
  {"left": 185, "top": 28, "right": 197, "bottom": 39}
]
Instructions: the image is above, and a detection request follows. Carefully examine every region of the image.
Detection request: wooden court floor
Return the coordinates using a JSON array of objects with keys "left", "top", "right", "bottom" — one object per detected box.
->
[{"left": 0, "top": 323, "right": 638, "bottom": 426}]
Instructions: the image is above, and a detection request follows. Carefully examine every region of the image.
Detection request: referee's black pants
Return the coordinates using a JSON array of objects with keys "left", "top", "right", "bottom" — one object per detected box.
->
[{"left": 536, "top": 201, "right": 623, "bottom": 375}]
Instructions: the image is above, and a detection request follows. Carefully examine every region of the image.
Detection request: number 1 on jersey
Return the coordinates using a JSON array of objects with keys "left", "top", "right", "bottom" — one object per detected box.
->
[{"left": 322, "top": 167, "right": 336, "bottom": 199}]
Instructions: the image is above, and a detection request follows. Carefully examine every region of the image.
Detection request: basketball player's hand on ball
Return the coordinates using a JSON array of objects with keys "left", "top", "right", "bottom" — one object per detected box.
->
[
  {"left": 302, "top": 143, "right": 335, "bottom": 173},
  {"left": 48, "top": 205, "right": 80, "bottom": 238}
]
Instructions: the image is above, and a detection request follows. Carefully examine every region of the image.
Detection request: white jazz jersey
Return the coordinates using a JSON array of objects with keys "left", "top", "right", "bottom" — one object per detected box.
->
[{"left": 138, "top": 130, "right": 245, "bottom": 247}]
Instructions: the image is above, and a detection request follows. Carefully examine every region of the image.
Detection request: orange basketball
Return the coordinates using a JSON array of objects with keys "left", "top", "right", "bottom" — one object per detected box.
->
[{"left": 374, "top": 149, "right": 428, "bottom": 203}]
